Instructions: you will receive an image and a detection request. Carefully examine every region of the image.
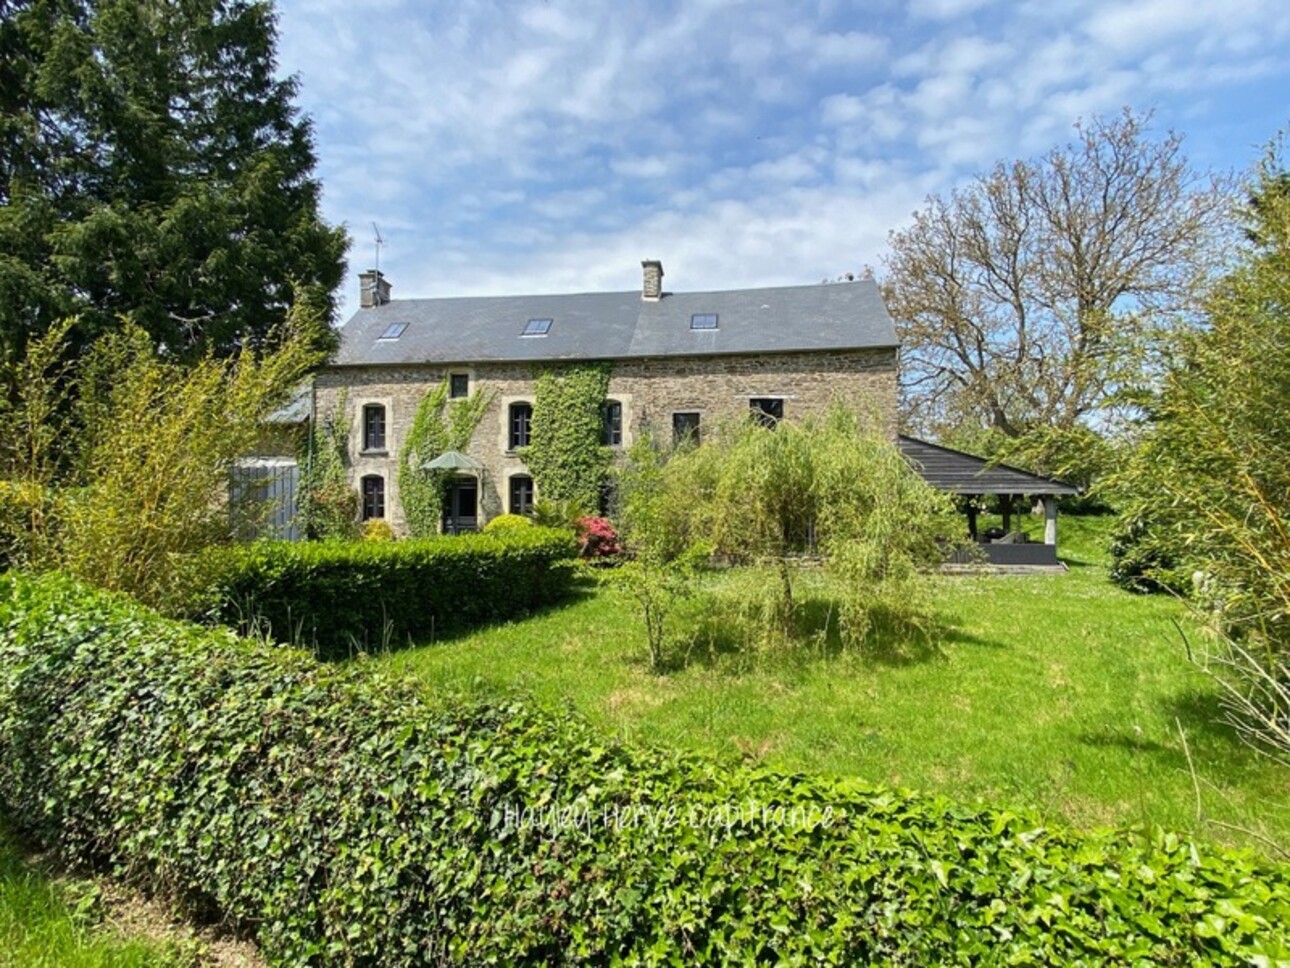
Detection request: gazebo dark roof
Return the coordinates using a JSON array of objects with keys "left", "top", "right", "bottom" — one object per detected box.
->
[{"left": 898, "top": 435, "right": 1079, "bottom": 496}]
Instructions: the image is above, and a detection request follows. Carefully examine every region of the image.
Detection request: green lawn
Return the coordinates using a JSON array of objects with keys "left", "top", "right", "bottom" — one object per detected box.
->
[
  {"left": 0, "top": 823, "right": 190, "bottom": 968},
  {"left": 378, "top": 516, "right": 1290, "bottom": 854}
]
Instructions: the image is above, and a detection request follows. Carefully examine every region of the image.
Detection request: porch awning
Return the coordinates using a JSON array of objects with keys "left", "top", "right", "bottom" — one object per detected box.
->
[{"left": 420, "top": 450, "right": 484, "bottom": 472}]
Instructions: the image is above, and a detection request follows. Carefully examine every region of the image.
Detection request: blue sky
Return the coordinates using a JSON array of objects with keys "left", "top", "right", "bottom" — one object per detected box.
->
[{"left": 273, "top": 0, "right": 1290, "bottom": 318}]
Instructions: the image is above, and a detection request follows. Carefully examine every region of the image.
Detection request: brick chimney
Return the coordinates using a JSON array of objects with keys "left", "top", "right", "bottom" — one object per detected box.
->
[
  {"left": 358, "top": 269, "right": 391, "bottom": 308},
  {"left": 641, "top": 259, "right": 664, "bottom": 301}
]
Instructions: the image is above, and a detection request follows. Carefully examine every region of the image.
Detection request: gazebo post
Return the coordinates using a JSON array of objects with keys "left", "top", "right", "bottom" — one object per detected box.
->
[
  {"left": 1043, "top": 495, "right": 1058, "bottom": 546},
  {"left": 966, "top": 497, "right": 979, "bottom": 541},
  {"left": 1001, "top": 494, "right": 1013, "bottom": 535}
]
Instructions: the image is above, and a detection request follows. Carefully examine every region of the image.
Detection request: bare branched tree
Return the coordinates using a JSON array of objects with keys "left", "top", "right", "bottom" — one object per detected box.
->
[{"left": 883, "top": 109, "right": 1234, "bottom": 438}]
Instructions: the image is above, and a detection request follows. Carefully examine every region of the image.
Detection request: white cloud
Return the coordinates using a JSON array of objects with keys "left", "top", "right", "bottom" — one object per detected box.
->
[{"left": 271, "top": 0, "right": 1290, "bottom": 317}]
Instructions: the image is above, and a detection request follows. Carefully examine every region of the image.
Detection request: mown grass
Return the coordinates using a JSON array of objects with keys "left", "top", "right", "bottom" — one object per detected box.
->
[
  {"left": 378, "top": 516, "right": 1290, "bottom": 854},
  {"left": 0, "top": 822, "right": 189, "bottom": 968}
]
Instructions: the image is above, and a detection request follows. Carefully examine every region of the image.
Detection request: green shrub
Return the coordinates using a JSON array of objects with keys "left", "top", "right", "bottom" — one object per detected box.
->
[
  {"left": 192, "top": 527, "right": 576, "bottom": 657},
  {"left": 360, "top": 519, "right": 396, "bottom": 542},
  {"left": 2, "top": 573, "right": 1289, "bottom": 966},
  {"left": 481, "top": 513, "right": 534, "bottom": 533}
]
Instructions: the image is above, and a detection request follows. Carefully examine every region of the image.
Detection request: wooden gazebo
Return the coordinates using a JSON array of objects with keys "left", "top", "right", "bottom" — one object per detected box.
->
[{"left": 898, "top": 436, "right": 1080, "bottom": 567}]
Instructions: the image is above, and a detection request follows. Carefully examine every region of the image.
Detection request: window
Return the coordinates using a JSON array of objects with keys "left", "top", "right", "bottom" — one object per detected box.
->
[
  {"left": 673, "top": 411, "right": 700, "bottom": 447},
  {"left": 450, "top": 373, "right": 469, "bottom": 399},
  {"left": 690, "top": 313, "right": 718, "bottom": 330},
  {"left": 377, "top": 322, "right": 407, "bottom": 340},
  {"left": 522, "top": 318, "right": 552, "bottom": 336},
  {"left": 509, "top": 402, "right": 533, "bottom": 450},
  {"left": 750, "top": 397, "right": 783, "bottom": 428},
  {"left": 602, "top": 400, "right": 623, "bottom": 447},
  {"left": 362, "top": 404, "right": 386, "bottom": 451},
  {"left": 361, "top": 475, "right": 385, "bottom": 520},
  {"left": 509, "top": 475, "right": 535, "bottom": 516}
]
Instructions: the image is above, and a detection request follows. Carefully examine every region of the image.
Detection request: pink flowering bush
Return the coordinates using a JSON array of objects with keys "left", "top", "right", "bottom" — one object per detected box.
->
[{"left": 576, "top": 515, "right": 620, "bottom": 558}]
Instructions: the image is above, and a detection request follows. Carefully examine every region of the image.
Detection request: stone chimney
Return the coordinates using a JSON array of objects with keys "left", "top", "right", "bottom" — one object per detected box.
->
[
  {"left": 358, "top": 269, "right": 391, "bottom": 308},
  {"left": 641, "top": 259, "right": 664, "bottom": 301}
]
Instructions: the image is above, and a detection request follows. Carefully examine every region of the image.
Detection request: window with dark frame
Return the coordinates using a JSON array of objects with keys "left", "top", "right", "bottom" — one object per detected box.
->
[
  {"left": 450, "top": 373, "right": 469, "bottom": 399},
  {"left": 602, "top": 400, "right": 623, "bottom": 446},
  {"left": 362, "top": 404, "right": 386, "bottom": 451},
  {"left": 672, "top": 411, "right": 700, "bottom": 447},
  {"left": 361, "top": 475, "right": 385, "bottom": 520},
  {"left": 509, "top": 402, "right": 533, "bottom": 450},
  {"left": 522, "top": 318, "right": 552, "bottom": 336},
  {"left": 509, "top": 475, "right": 535, "bottom": 516},
  {"left": 377, "top": 322, "right": 407, "bottom": 340},
  {"left": 690, "top": 313, "right": 718, "bottom": 330},
  {"left": 750, "top": 397, "right": 783, "bottom": 428}
]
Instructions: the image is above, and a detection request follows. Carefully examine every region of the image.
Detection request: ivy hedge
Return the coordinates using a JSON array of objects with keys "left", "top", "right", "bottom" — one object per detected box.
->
[
  {"left": 192, "top": 527, "right": 576, "bottom": 657},
  {"left": 2, "top": 572, "right": 1289, "bottom": 965}
]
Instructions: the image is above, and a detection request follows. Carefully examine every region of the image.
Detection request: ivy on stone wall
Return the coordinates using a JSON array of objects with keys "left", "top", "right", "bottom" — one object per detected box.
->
[
  {"left": 524, "top": 362, "right": 613, "bottom": 514},
  {"left": 398, "top": 381, "right": 493, "bottom": 537},
  {"left": 297, "top": 390, "right": 357, "bottom": 540}
]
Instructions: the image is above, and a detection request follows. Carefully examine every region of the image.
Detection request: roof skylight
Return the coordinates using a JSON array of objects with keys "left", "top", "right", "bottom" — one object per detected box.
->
[
  {"left": 522, "top": 318, "right": 553, "bottom": 337},
  {"left": 690, "top": 313, "right": 719, "bottom": 331},
  {"left": 377, "top": 322, "right": 408, "bottom": 340}
]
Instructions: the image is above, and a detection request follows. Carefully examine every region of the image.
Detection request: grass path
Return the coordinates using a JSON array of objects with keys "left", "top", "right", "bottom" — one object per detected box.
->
[
  {"left": 378, "top": 516, "right": 1290, "bottom": 853},
  {"left": 0, "top": 823, "right": 188, "bottom": 968}
]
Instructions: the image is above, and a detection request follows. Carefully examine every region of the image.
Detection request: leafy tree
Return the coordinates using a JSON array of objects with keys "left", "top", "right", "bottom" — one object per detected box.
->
[
  {"left": 1109, "top": 150, "right": 1290, "bottom": 762},
  {"left": 883, "top": 109, "right": 1230, "bottom": 444},
  {"left": 0, "top": 0, "right": 347, "bottom": 366},
  {"left": 0, "top": 307, "right": 322, "bottom": 608},
  {"left": 396, "top": 380, "right": 492, "bottom": 538}
]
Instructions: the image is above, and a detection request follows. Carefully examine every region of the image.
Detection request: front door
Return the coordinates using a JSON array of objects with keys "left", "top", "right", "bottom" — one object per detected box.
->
[{"left": 442, "top": 477, "right": 478, "bottom": 534}]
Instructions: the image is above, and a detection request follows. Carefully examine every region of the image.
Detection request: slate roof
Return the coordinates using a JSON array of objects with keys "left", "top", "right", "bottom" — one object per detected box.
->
[
  {"left": 331, "top": 278, "right": 897, "bottom": 366},
  {"left": 898, "top": 436, "right": 1080, "bottom": 495}
]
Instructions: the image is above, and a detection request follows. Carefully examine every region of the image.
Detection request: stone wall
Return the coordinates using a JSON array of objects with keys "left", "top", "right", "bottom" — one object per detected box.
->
[{"left": 313, "top": 348, "right": 897, "bottom": 535}]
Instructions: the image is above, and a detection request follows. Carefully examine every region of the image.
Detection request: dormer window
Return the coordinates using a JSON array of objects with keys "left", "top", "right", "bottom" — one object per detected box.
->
[
  {"left": 690, "top": 313, "right": 718, "bottom": 331},
  {"left": 522, "top": 318, "right": 552, "bottom": 337},
  {"left": 377, "top": 322, "right": 407, "bottom": 340}
]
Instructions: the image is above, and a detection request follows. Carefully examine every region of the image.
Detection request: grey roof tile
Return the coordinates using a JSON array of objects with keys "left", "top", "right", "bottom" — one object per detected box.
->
[{"left": 331, "top": 279, "right": 896, "bottom": 366}]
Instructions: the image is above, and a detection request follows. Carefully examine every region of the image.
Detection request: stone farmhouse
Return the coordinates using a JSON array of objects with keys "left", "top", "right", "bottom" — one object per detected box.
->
[
  {"left": 315, "top": 261, "right": 898, "bottom": 534},
  {"left": 310, "top": 260, "right": 1075, "bottom": 564}
]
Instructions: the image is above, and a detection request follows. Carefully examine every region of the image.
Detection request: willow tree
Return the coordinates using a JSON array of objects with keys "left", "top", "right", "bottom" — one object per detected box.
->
[{"left": 615, "top": 405, "right": 956, "bottom": 663}]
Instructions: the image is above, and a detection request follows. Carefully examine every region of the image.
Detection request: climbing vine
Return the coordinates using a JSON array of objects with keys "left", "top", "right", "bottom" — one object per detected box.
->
[
  {"left": 398, "top": 380, "right": 493, "bottom": 537},
  {"left": 524, "top": 362, "right": 613, "bottom": 514},
  {"left": 297, "top": 390, "right": 357, "bottom": 540}
]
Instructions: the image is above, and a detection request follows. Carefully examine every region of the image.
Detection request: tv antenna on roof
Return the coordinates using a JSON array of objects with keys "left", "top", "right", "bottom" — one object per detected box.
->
[{"left": 372, "top": 222, "right": 385, "bottom": 276}]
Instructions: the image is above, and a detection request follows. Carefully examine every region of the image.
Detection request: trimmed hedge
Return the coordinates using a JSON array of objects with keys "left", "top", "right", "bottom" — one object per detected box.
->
[
  {"left": 2, "top": 574, "right": 1290, "bottom": 966},
  {"left": 192, "top": 527, "right": 576, "bottom": 657}
]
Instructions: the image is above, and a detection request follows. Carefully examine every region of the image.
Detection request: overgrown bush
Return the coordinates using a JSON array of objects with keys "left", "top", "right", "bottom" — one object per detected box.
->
[
  {"left": 2, "top": 572, "right": 1289, "bottom": 965},
  {"left": 575, "top": 515, "right": 619, "bottom": 558},
  {"left": 482, "top": 513, "right": 533, "bottom": 533},
  {"left": 1107, "top": 154, "right": 1290, "bottom": 761},
  {"left": 192, "top": 527, "right": 576, "bottom": 658},
  {"left": 615, "top": 406, "right": 958, "bottom": 655},
  {"left": 0, "top": 315, "right": 321, "bottom": 609},
  {"left": 360, "top": 519, "right": 395, "bottom": 542}
]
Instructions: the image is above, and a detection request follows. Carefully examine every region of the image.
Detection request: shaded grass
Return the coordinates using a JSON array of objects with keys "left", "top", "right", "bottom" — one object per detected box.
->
[
  {"left": 0, "top": 822, "right": 190, "bottom": 968},
  {"left": 377, "top": 516, "right": 1290, "bottom": 853}
]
